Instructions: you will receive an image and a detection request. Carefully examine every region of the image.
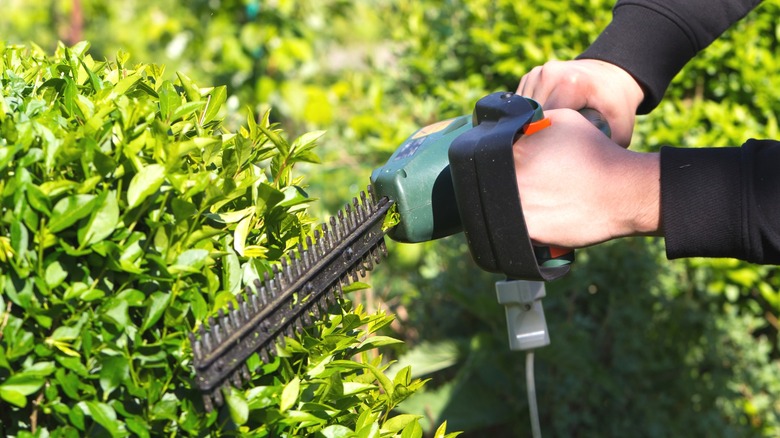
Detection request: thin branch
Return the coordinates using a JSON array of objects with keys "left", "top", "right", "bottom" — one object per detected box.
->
[
  {"left": 30, "top": 384, "right": 47, "bottom": 433},
  {"left": 0, "top": 301, "right": 11, "bottom": 341},
  {"left": 766, "top": 311, "right": 780, "bottom": 331}
]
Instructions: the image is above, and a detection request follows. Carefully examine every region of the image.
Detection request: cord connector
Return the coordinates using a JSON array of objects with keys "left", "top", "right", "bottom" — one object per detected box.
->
[{"left": 495, "top": 280, "right": 550, "bottom": 351}]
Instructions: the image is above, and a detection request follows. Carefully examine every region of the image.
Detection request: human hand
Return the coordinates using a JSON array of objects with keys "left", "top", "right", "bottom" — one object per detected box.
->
[
  {"left": 513, "top": 108, "right": 660, "bottom": 249},
  {"left": 517, "top": 59, "right": 644, "bottom": 147}
]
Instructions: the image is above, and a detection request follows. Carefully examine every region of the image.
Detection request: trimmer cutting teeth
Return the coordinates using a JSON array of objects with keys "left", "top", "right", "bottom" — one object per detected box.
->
[{"left": 190, "top": 187, "right": 393, "bottom": 411}]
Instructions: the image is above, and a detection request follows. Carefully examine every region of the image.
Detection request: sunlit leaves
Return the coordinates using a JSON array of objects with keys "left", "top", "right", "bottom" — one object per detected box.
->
[
  {"left": 279, "top": 376, "right": 300, "bottom": 413},
  {"left": 48, "top": 194, "right": 97, "bottom": 233},
  {"left": 0, "top": 42, "right": 328, "bottom": 436},
  {"left": 235, "top": 304, "right": 440, "bottom": 436},
  {"left": 0, "top": 373, "right": 46, "bottom": 408},
  {"left": 126, "top": 163, "right": 165, "bottom": 208},
  {"left": 77, "top": 190, "right": 119, "bottom": 246}
]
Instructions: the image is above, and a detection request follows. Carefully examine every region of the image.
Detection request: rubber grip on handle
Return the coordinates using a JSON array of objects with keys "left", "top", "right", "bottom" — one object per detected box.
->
[{"left": 578, "top": 108, "right": 612, "bottom": 138}]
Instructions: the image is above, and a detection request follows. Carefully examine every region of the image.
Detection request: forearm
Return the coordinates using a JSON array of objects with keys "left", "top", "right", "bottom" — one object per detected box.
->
[{"left": 513, "top": 111, "right": 780, "bottom": 264}]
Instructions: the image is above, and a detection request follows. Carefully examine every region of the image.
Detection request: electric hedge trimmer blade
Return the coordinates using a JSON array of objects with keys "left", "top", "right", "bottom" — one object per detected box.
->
[{"left": 190, "top": 187, "right": 393, "bottom": 411}]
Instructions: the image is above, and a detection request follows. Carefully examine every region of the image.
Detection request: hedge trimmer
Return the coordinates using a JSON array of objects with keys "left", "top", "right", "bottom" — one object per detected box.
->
[{"left": 190, "top": 92, "right": 609, "bottom": 436}]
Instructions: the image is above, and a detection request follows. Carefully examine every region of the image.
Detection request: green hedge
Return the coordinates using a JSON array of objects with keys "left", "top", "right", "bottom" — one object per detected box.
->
[{"left": 0, "top": 42, "right": 461, "bottom": 437}]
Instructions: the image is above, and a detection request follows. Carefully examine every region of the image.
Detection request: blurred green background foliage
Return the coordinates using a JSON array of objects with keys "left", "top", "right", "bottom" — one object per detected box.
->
[{"left": 2, "top": 0, "right": 780, "bottom": 436}]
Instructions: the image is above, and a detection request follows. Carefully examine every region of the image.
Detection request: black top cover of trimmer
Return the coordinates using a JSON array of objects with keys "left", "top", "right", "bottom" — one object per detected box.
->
[{"left": 448, "top": 92, "right": 570, "bottom": 281}]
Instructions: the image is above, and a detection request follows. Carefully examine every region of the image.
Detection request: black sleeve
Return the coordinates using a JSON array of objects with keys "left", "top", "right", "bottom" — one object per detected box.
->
[
  {"left": 661, "top": 140, "right": 780, "bottom": 264},
  {"left": 578, "top": 0, "right": 762, "bottom": 114}
]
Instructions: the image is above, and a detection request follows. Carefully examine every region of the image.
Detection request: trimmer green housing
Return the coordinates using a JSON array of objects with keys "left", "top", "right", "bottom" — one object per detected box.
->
[{"left": 370, "top": 114, "right": 472, "bottom": 243}]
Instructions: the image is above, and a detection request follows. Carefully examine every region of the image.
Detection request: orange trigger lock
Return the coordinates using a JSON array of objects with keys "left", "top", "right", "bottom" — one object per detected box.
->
[
  {"left": 522, "top": 117, "right": 552, "bottom": 136},
  {"left": 548, "top": 246, "right": 571, "bottom": 259}
]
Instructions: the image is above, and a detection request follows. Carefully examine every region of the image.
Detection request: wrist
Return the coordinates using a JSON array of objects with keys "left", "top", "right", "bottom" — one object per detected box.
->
[
  {"left": 610, "top": 151, "right": 661, "bottom": 238},
  {"left": 590, "top": 59, "right": 645, "bottom": 115}
]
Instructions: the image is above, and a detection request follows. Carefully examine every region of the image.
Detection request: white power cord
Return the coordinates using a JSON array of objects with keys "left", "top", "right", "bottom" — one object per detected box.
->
[
  {"left": 526, "top": 351, "right": 542, "bottom": 438},
  {"left": 495, "top": 280, "right": 549, "bottom": 438}
]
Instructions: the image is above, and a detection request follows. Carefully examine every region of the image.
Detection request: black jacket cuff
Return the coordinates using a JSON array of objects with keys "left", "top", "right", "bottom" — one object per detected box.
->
[
  {"left": 661, "top": 141, "right": 780, "bottom": 263},
  {"left": 661, "top": 146, "right": 743, "bottom": 260}
]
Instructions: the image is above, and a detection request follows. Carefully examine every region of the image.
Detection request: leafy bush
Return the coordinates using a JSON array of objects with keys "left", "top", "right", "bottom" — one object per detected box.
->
[{"left": 0, "top": 42, "right": 458, "bottom": 437}]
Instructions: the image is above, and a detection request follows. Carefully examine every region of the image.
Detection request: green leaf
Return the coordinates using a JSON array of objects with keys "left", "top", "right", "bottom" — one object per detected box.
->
[
  {"left": 26, "top": 183, "right": 51, "bottom": 215},
  {"left": 433, "top": 421, "right": 460, "bottom": 438},
  {"left": 342, "top": 381, "right": 375, "bottom": 396},
  {"left": 291, "top": 130, "right": 325, "bottom": 151},
  {"left": 246, "top": 385, "right": 279, "bottom": 410},
  {"left": 256, "top": 117, "right": 289, "bottom": 156},
  {"left": 24, "top": 361, "right": 56, "bottom": 377},
  {"left": 102, "top": 298, "right": 130, "bottom": 328},
  {"left": 78, "top": 190, "right": 119, "bottom": 246},
  {"left": 49, "top": 323, "right": 81, "bottom": 342},
  {"left": 176, "top": 71, "right": 201, "bottom": 102},
  {"left": 393, "top": 366, "right": 412, "bottom": 387},
  {"left": 125, "top": 416, "right": 151, "bottom": 438},
  {"left": 356, "top": 421, "right": 380, "bottom": 438},
  {"left": 44, "top": 260, "right": 68, "bottom": 288},
  {"left": 79, "top": 57, "right": 103, "bottom": 93},
  {"left": 0, "top": 373, "right": 45, "bottom": 408},
  {"left": 400, "top": 420, "right": 424, "bottom": 438},
  {"left": 233, "top": 214, "right": 253, "bottom": 257},
  {"left": 223, "top": 248, "right": 242, "bottom": 294},
  {"left": 48, "top": 194, "right": 97, "bottom": 233},
  {"left": 69, "top": 402, "right": 86, "bottom": 431},
  {"left": 355, "top": 407, "right": 379, "bottom": 432},
  {"left": 383, "top": 414, "right": 422, "bottom": 433},
  {"left": 79, "top": 401, "right": 121, "bottom": 437},
  {"left": 277, "top": 185, "right": 311, "bottom": 208},
  {"left": 255, "top": 183, "right": 285, "bottom": 211},
  {"left": 290, "top": 130, "right": 323, "bottom": 164},
  {"left": 201, "top": 85, "right": 227, "bottom": 124},
  {"left": 279, "top": 376, "right": 300, "bottom": 413},
  {"left": 319, "top": 425, "right": 354, "bottom": 438},
  {"left": 111, "top": 71, "right": 141, "bottom": 97},
  {"left": 171, "top": 101, "right": 206, "bottom": 122},
  {"left": 62, "top": 77, "right": 79, "bottom": 117},
  {"left": 171, "top": 197, "right": 197, "bottom": 221},
  {"left": 212, "top": 290, "right": 238, "bottom": 315},
  {"left": 10, "top": 219, "right": 28, "bottom": 256},
  {"left": 169, "top": 249, "right": 209, "bottom": 274},
  {"left": 206, "top": 206, "right": 253, "bottom": 224},
  {"left": 127, "top": 163, "right": 165, "bottom": 208},
  {"left": 140, "top": 292, "right": 171, "bottom": 333},
  {"left": 355, "top": 336, "right": 404, "bottom": 353},
  {"left": 225, "top": 388, "right": 249, "bottom": 425},
  {"left": 367, "top": 363, "right": 394, "bottom": 399},
  {"left": 283, "top": 410, "right": 329, "bottom": 426},
  {"left": 158, "top": 80, "right": 180, "bottom": 122},
  {"left": 99, "top": 355, "right": 130, "bottom": 398},
  {"left": 342, "top": 282, "right": 371, "bottom": 294},
  {"left": 0, "top": 387, "right": 28, "bottom": 408}
]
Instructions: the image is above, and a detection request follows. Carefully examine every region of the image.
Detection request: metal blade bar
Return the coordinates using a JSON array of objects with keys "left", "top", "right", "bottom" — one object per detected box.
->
[{"left": 191, "top": 186, "right": 393, "bottom": 401}]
